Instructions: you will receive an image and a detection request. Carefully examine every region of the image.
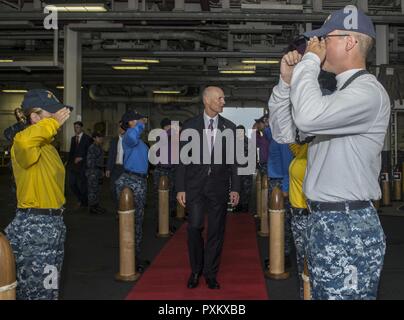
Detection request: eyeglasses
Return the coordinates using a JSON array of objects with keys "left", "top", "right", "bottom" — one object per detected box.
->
[{"left": 321, "top": 34, "right": 350, "bottom": 40}]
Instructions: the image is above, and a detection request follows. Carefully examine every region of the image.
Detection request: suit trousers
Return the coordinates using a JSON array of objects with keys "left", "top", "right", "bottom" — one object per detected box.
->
[{"left": 187, "top": 183, "right": 228, "bottom": 279}]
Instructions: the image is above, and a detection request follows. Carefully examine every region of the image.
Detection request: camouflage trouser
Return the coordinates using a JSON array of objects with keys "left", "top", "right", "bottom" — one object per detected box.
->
[
  {"left": 115, "top": 172, "right": 147, "bottom": 258},
  {"left": 153, "top": 166, "right": 176, "bottom": 215},
  {"left": 305, "top": 203, "right": 386, "bottom": 300},
  {"left": 268, "top": 178, "right": 293, "bottom": 256},
  {"left": 238, "top": 175, "right": 253, "bottom": 212},
  {"left": 86, "top": 169, "right": 103, "bottom": 207},
  {"left": 5, "top": 210, "right": 66, "bottom": 300},
  {"left": 291, "top": 208, "right": 309, "bottom": 299}
]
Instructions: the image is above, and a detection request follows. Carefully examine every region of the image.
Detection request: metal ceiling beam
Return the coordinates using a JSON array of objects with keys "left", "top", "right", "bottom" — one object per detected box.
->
[
  {"left": 0, "top": 12, "right": 403, "bottom": 24},
  {"left": 81, "top": 50, "right": 285, "bottom": 58}
]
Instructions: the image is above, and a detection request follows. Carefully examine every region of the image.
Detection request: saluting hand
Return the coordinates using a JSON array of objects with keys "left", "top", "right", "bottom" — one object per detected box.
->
[
  {"left": 52, "top": 107, "right": 71, "bottom": 127},
  {"left": 280, "top": 50, "right": 302, "bottom": 85},
  {"left": 305, "top": 37, "right": 326, "bottom": 63}
]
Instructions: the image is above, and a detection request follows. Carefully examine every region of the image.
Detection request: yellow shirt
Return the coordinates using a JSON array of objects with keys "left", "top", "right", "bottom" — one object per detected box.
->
[
  {"left": 11, "top": 118, "right": 65, "bottom": 209},
  {"left": 289, "top": 143, "right": 308, "bottom": 209}
]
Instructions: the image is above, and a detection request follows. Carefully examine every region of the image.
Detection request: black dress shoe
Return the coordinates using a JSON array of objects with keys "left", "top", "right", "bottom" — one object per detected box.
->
[
  {"left": 187, "top": 273, "right": 200, "bottom": 289},
  {"left": 205, "top": 278, "right": 220, "bottom": 289}
]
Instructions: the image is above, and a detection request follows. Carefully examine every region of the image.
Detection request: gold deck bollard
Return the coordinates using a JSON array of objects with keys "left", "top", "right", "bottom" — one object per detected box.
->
[
  {"left": 381, "top": 170, "right": 391, "bottom": 206},
  {"left": 115, "top": 187, "right": 140, "bottom": 282},
  {"left": 157, "top": 176, "right": 170, "bottom": 238},
  {"left": 393, "top": 166, "right": 402, "bottom": 201},
  {"left": 303, "top": 258, "right": 311, "bottom": 300},
  {"left": 258, "top": 174, "right": 269, "bottom": 237},
  {"left": 255, "top": 170, "right": 262, "bottom": 219},
  {"left": 176, "top": 201, "right": 185, "bottom": 220},
  {"left": 0, "top": 232, "right": 16, "bottom": 300},
  {"left": 265, "top": 185, "right": 290, "bottom": 280}
]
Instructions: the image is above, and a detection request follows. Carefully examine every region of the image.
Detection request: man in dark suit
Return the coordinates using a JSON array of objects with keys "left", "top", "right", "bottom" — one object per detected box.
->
[
  {"left": 106, "top": 122, "right": 126, "bottom": 209},
  {"left": 67, "top": 121, "right": 92, "bottom": 207},
  {"left": 176, "top": 86, "right": 240, "bottom": 290}
]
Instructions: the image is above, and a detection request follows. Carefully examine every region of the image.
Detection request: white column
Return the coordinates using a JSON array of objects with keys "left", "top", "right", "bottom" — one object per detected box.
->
[
  {"left": 62, "top": 26, "right": 82, "bottom": 152},
  {"left": 128, "top": 0, "right": 139, "bottom": 10},
  {"left": 357, "top": 0, "right": 368, "bottom": 12},
  {"left": 174, "top": 0, "right": 184, "bottom": 11},
  {"left": 376, "top": 25, "right": 391, "bottom": 159},
  {"left": 312, "top": 0, "right": 322, "bottom": 12}
]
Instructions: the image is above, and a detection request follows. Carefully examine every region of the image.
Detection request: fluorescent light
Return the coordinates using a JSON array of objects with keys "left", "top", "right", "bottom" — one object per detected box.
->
[
  {"left": 113, "top": 66, "right": 149, "bottom": 70},
  {"left": 0, "top": 59, "right": 14, "bottom": 63},
  {"left": 153, "top": 90, "right": 181, "bottom": 94},
  {"left": 2, "top": 89, "right": 27, "bottom": 93},
  {"left": 219, "top": 65, "right": 256, "bottom": 72},
  {"left": 121, "top": 59, "right": 160, "bottom": 64},
  {"left": 219, "top": 70, "right": 256, "bottom": 74},
  {"left": 47, "top": 4, "right": 107, "bottom": 12},
  {"left": 242, "top": 59, "right": 279, "bottom": 64},
  {"left": 56, "top": 86, "right": 83, "bottom": 89}
]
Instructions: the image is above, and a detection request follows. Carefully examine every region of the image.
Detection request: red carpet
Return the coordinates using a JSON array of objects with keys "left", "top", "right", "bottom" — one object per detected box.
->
[{"left": 126, "top": 213, "right": 268, "bottom": 300}]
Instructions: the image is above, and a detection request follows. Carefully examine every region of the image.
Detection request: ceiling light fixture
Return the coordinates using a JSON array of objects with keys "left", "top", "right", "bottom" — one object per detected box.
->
[
  {"left": 219, "top": 70, "right": 256, "bottom": 74},
  {"left": 0, "top": 59, "right": 14, "bottom": 63},
  {"left": 242, "top": 59, "right": 279, "bottom": 64},
  {"left": 2, "top": 89, "right": 27, "bottom": 93},
  {"left": 113, "top": 66, "right": 149, "bottom": 70},
  {"left": 56, "top": 86, "right": 83, "bottom": 89},
  {"left": 153, "top": 90, "right": 181, "bottom": 94},
  {"left": 48, "top": 4, "right": 108, "bottom": 12},
  {"left": 121, "top": 59, "right": 160, "bottom": 64}
]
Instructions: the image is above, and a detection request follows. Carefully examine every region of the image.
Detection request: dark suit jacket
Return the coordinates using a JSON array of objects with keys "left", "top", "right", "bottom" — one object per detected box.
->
[
  {"left": 175, "top": 113, "right": 240, "bottom": 200},
  {"left": 107, "top": 136, "right": 119, "bottom": 172},
  {"left": 68, "top": 133, "right": 93, "bottom": 172}
]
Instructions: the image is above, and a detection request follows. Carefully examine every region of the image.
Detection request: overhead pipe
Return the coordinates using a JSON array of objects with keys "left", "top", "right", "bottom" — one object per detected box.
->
[
  {"left": 89, "top": 85, "right": 201, "bottom": 104},
  {"left": 99, "top": 31, "right": 226, "bottom": 48},
  {"left": 1, "top": 12, "right": 404, "bottom": 24}
]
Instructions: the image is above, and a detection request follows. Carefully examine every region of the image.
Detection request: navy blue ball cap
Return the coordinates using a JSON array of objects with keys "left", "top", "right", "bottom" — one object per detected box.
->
[
  {"left": 21, "top": 89, "right": 73, "bottom": 113},
  {"left": 121, "top": 110, "right": 148, "bottom": 124},
  {"left": 304, "top": 5, "right": 376, "bottom": 39}
]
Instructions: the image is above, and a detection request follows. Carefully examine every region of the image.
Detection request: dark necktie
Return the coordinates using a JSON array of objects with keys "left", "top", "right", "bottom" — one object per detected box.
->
[
  {"left": 76, "top": 135, "right": 80, "bottom": 145},
  {"left": 208, "top": 119, "right": 214, "bottom": 153}
]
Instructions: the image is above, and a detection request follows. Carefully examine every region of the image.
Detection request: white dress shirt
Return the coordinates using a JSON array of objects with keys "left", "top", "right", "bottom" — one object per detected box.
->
[
  {"left": 203, "top": 111, "right": 219, "bottom": 154},
  {"left": 268, "top": 52, "right": 391, "bottom": 202}
]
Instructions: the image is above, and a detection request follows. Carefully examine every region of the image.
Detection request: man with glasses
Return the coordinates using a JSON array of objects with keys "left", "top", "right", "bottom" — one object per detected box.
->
[{"left": 268, "top": 6, "right": 390, "bottom": 299}]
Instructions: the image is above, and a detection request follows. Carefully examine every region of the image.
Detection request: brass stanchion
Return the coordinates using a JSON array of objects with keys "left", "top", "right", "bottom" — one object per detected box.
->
[
  {"left": 157, "top": 176, "right": 170, "bottom": 238},
  {"left": 265, "top": 185, "right": 290, "bottom": 280},
  {"left": 258, "top": 174, "right": 269, "bottom": 237},
  {"left": 255, "top": 170, "right": 262, "bottom": 219},
  {"left": 0, "top": 233, "right": 16, "bottom": 300},
  {"left": 176, "top": 201, "right": 185, "bottom": 220},
  {"left": 115, "top": 187, "right": 140, "bottom": 282},
  {"left": 393, "top": 165, "right": 402, "bottom": 201},
  {"left": 381, "top": 169, "right": 391, "bottom": 206},
  {"left": 303, "top": 258, "right": 311, "bottom": 300}
]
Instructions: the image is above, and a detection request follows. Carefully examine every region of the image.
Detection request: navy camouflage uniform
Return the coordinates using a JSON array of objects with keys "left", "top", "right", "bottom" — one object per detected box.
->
[
  {"left": 305, "top": 202, "right": 386, "bottom": 300},
  {"left": 115, "top": 172, "right": 147, "bottom": 258},
  {"left": 86, "top": 143, "right": 104, "bottom": 207},
  {"left": 5, "top": 210, "right": 66, "bottom": 300},
  {"left": 290, "top": 207, "right": 309, "bottom": 299}
]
